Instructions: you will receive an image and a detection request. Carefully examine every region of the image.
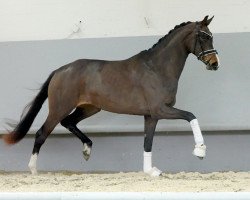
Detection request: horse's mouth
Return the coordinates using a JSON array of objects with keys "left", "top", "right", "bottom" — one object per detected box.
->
[{"left": 206, "top": 65, "right": 219, "bottom": 71}]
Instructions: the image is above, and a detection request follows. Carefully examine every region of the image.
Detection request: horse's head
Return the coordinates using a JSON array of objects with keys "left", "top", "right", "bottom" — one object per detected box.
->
[{"left": 187, "top": 16, "right": 220, "bottom": 70}]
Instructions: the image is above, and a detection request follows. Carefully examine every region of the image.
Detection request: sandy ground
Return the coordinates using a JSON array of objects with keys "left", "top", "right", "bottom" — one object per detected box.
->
[{"left": 0, "top": 171, "right": 250, "bottom": 192}]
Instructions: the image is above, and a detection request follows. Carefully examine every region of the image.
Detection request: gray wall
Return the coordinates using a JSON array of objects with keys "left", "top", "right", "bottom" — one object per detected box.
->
[{"left": 0, "top": 33, "right": 250, "bottom": 172}]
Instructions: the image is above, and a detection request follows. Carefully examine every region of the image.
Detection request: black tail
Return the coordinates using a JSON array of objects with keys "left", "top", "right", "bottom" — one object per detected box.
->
[{"left": 3, "top": 72, "right": 55, "bottom": 144}]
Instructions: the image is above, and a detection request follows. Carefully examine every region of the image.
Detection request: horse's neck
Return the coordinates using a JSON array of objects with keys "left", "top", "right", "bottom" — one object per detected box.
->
[{"left": 149, "top": 33, "right": 189, "bottom": 80}]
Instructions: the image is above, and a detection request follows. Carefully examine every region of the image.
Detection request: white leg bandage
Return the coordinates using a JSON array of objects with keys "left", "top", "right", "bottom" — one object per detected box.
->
[
  {"left": 28, "top": 153, "right": 38, "bottom": 175},
  {"left": 82, "top": 143, "right": 91, "bottom": 161},
  {"left": 143, "top": 151, "right": 152, "bottom": 172},
  {"left": 143, "top": 151, "right": 162, "bottom": 177},
  {"left": 190, "top": 119, "right": 206, "bottom": 158},
  {"left": 190, "top": 119, "right": 204, "bottom": 145}
]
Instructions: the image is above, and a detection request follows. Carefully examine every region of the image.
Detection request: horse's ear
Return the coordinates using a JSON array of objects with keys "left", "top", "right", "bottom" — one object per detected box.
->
[
  {"left": 201, "top": 15, "right": 214, "bottom": 26},
  {"left": 206, "top": 16, "right": 214, "bottom": 26}
]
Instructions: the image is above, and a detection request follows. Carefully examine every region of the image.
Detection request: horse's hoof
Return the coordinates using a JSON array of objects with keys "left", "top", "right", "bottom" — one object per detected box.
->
[
  {"left": 28, "top": 165, "right": 38, "bottom": 175},
  {"left": 82, "top": 143, "right": 92, "bottom": 161},
  {"left": 144, "top": 167, "right": 162, "bottom": 177},
  {"left": 30, "top": 169, "right": 38, "bottom": 175},
  {"left": 193, "top": 144, "right": 206, "bottom": 159}
]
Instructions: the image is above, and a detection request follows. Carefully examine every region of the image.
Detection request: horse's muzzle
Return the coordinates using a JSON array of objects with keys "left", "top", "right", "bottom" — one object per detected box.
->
[
  {"left": 206, "top": 61, "right": 219, "bottom": 71},
  {"left": 201, "top": 52, "right": 220, "bottom": 71}
]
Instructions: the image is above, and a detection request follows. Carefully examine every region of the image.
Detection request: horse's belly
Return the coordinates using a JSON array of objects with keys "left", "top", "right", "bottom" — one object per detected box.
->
[
  {"left": 99, "top": 93, "right": 149, "bottom": 115},
  {"left": 80, "top": 88, "right": 149, "bottom": 115},
  {"left": 101, "top": 101, "right": 149, "bottom": 115}
]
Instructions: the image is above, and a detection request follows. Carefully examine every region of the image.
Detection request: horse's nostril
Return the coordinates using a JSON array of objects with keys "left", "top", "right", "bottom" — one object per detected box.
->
[{"left": 211, "top": 61, "right": 218, "bottom": 67}]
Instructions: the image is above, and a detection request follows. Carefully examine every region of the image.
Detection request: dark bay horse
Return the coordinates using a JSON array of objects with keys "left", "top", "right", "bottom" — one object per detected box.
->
[{"left": 3, "top": 16, "right": 219, "bottom": 176}]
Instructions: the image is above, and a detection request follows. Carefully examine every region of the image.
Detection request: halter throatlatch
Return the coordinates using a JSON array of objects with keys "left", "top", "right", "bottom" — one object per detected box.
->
[{"left": 194, "top": 22, "right": 218, "bottom": 61}]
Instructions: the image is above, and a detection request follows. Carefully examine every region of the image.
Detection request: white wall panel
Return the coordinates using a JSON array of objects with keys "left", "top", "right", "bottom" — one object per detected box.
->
[{"left": 0, "top": 0, "right": 249, "bottom": 41}]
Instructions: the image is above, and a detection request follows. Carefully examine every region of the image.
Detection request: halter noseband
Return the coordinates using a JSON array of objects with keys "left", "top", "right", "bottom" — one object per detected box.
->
[{"left": 194, "top": 22, "right": 218, "bottom": 62}]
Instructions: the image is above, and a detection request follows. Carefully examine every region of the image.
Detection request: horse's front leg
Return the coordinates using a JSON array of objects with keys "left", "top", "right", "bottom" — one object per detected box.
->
[
  {"left": 143, "top": 115, "right": 162, "bottom": 177},
  {"left": 153, "top": 105, "right": 206, "bottom": 159}
]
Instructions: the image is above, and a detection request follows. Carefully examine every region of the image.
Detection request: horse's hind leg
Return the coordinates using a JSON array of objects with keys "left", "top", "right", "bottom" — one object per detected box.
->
[
  {"left": 28, "top": 104, "right": 75, "bottom": 174},
  {"left": 61, "top": 105, "right": 101, "bottom": 161},
  {"left": 28, "top": 115, "right": 63, "bottom": 175}
]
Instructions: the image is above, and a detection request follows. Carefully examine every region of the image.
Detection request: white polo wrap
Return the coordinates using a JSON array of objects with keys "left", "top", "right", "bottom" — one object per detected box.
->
[
  {"left": 143, "top": 151, "right": 162, "bottom": 177},
  {"left": 190, "top": 119, "right": 204, "bottom": 145},
  {"left": 143, "top": 151, "right": 152, "bottom": 172}
]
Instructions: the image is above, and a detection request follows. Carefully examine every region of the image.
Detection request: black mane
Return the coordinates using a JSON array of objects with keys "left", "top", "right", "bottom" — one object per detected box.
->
[{"left": 146, "top": 21, "right": 192, "bottom": 52}]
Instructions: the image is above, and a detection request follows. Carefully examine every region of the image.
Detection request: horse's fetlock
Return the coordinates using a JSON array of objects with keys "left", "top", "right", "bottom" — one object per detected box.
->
[{"left": 87, "top": 141, "right": 93, "bottom": 147}]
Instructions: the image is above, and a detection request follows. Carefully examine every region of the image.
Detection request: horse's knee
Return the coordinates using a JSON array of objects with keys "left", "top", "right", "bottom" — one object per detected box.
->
[{"left": 184, "top": 112, "right": 196, "bottom": 122}]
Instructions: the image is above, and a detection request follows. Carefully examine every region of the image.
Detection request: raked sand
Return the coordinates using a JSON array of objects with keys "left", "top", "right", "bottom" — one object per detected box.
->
[{"left": 0, "top": 171, "right": 250, "bottom": 192}]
